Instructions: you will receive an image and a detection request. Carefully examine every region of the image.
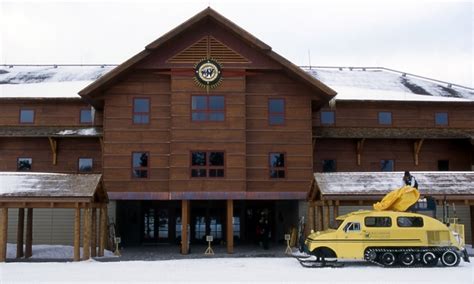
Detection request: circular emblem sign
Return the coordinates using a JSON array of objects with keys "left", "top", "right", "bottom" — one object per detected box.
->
[{"left": 194, "top": 59, "right": 222, "bottom": 88}]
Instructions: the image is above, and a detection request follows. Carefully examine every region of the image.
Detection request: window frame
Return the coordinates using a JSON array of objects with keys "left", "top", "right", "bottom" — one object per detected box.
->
[
  {"left": 190, "top": 150, "right": 226, "bottom": 178},
  {"left": 434, "top": 112, "right": 449, "bottom": 126},
  {"left": 79, "top": 108, "right": 93, "bottom": 124},
  {"left": 320, "top": 110, "right": 335, "bottom": 126},
  {"left": 19, "top": 108, "right": 35, "bottom": 124},
  {"left": 397, "top": 217, "right": 424, "bottom": 228},
  {"left": 191, "top": 95, "right": 226, "bottom": 122},
  {"left": 132, "top": 97, "right": 151, "bottom": 125},
  {"left": 268, "top": 98, "right": 286, "bottom": 126},
  {"left": 322, "top": 159, "right": 337, "bottom": 172},
  {"left": 268, "top": 152, "right": 287, "bottom": 179},
  {"left": 78, "top": 157, "right": 94, "bottom": 173},
  {"left": 17, "top": 157, "right": 33, "bottom": 171},
  {"left": 378, "top": 111, "right": 392, "bottom": 125},
  {"left": 131, "top": 151, "right": 150, "bottom": 179},
  {"left": 364, "top": 216, "right": 392, "bottom": 228},
  {"left": 380, "top": 159, "right": 395, "bottom": 171}
]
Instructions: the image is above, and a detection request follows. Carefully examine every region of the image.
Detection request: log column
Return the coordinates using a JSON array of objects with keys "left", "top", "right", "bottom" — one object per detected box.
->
[
  {"left": 25, "top": 208, "right": 33, "bottom": 258},
  {"left": 98, "top": 205, "right": 107, "bottom": 257},
  {"left": 307, "top": 202, "right": 315, "bottom": 234},
  {"left": 316, "top": 205, "right": 323, "bottom": 231},
  {"left": 0, "top": 208, "right": 8, "bottom": 262},
  {"left": 74, "top": 207, "right": 81, "bottom": 261},
  {"left": 226, "top": 200, "right": 234, "bottom": 254},
  {"left": 323, "top": 201, "right": 331, "bottom": 230},
  {"left": 332, "top": 201, "right": 339, "bottom": 227},
  {"left": 16, "top": 208, "right": 25, "bottom": 258},
  {"left": 83, "top": 207, "right": 91, "bottom": 260},
  {"left": 181, "top": 200, "right": 189, "bottom": 254},
  {"left": 470, "top": 206, "right": 474, "bottom": 246},
  {"left": 91, "top": 208, "right": 97, "bottom": 257}
]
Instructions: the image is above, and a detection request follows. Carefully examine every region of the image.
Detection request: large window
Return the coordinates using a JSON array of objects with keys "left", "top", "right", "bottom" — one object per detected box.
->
[
  {"left": 269, "top": 153, "right": 285, "bottom": 178},
  {"left": 80, "top": 109, "right": 93, "bottom": 124},
  {"left": 365, "top": 217, "right": 392, "bottom": 227},
  {"left": 17, "top": 157, "right": 32, "bottom": 171},
  {"left": 380, "top": 159, "right": 394, "bottom": 171},
  {"left": 133, "top": 98, "right": 150, "bottom": 124},
  {"left": 191, "top": 96, "right": 225, "bottom": 121},
  {"left": 320, "top": 111, "right": 335, "bottom": 125},
  {"left": 435, "top": 112, "right": 448, "bottom": 126},
  {"left": 132, "top": 152, "right": 149, "bottom": 178},
  {"left": 78, "top": 158, "right": 93, "bottom": 172},
  {"left": 378, "top": 112, "right": 392, "bottom": 125},
  {"left": 397, "top": 217, "right": 424, "bottom": 227},
  {"left": 191, "top": 151, "right": 225, "bottom": 178},
  {"left": 268, "top": 99, "right": 285, "bottom": 125},
  {"left": 20, "top": 109, "right": 35, "bottom": 124}
]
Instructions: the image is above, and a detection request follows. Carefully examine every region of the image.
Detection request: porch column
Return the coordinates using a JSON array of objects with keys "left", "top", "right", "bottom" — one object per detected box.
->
[
  {"left": 226, "top": 199, "right": 234, "bottom": 254},
  {"left": 307, "top": 202, "right": 315, "bottom": 234},
  {"left": 332, "top": 201, "right": 339, "bottom": 227},
  {"left": 470, "top": 206, "right": 474, "bottom": 246},
  {"left": 0, "top": 208, "right": 8, "bottom": 262},
  {"left": 25, "top": 208, "right": 33, "bottom": 258},
  {"left": 74, "top": 207, "right": 81, "bottom": 261},
  {"left": 316, "top": 205, "right": 323, "bottom": 231},
  {"left": 91, "top": 208, "right": 97, "bottom": 257},
  {"left": 83, "top": 207, "right": 91, "bottom": 260},
  {"left": 323, "top": 201, "right": 331, "bottom": 230},
  {"left": 16, "top": 208, "right": 25, "bottom": 258},
  {"left": 98, "top": 205, "right": 107, "bottom": 257},
  {"left": 181, "top": 200, "right": 189, "bottom": 254}
]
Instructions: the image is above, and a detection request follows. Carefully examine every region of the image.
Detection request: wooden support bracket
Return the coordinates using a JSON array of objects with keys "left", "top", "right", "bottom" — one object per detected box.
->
[
  {"left": 356, "top": 138, "right": 366, "bottom": 166},
  {"left": 48, "top": 137, "right": 58, "bottom": 165},
  {"left": 413, "top": 139, "right": 424, "bottom": 166}
]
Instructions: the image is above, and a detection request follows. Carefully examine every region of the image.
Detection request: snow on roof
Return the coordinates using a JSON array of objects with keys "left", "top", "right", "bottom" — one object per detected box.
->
[
  {"left": 304, "top": 67, "right": 474, "bottom": 102},
  {"left": 0, "top": 65, "right": 114, "bottom": 98},
  {"left": 314, "top": 171, "right": 474, "bottom": 196},
  {"left": 0, "top": 126, "right": 103, "bottom": 137},
  {"left": 0, "top": 172, "right": 102, "bottom": 198}
]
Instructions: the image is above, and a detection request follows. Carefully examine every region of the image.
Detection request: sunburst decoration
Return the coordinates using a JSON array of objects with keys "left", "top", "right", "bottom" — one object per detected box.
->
[{"left": 193, "top": 58, "right": 223, "bottom": 92}]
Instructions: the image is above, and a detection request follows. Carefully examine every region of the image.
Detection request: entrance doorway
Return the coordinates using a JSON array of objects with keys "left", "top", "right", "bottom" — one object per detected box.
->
[{"left": 190, "top": 201, "right": 225, "bottom": 243}]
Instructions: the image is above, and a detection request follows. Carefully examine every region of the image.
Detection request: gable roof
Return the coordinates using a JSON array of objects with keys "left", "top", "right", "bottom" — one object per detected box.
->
[{"left": 78, "top": 7, "right": 336, "bottom": 100}]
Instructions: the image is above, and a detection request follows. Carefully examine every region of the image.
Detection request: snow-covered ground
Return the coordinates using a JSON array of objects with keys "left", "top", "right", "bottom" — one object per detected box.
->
[
  {"left": 5, "top": 244, "right": 115, "bottom": 259},
  {"left": 0, "top": 256, "right": 472, "bottom": 283}
]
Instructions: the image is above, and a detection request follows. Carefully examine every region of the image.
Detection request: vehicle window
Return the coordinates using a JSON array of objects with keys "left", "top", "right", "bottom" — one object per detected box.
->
[
  {"left": 365, "top": 217, "right": 392, "bottom": 227},
  {"left": 343, "top": 222, "right": 361, "bottom": 232},
  {"left": 397, "top": 217, "right": 424, "bottom": 227}
]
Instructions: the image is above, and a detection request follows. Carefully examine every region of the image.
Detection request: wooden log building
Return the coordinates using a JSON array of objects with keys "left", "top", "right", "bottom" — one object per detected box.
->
[{"left": 0, "top": 8, "right": 473, "bottom": 260}]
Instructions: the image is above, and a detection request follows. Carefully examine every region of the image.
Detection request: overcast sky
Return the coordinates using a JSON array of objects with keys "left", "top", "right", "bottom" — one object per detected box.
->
[{"left": 1, "top": 0, "right": 472, "bottom": 87}]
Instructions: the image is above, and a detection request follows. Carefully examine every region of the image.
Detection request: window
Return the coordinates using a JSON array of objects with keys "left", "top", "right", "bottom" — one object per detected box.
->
[
  {"left": 132, "top": 152, "right": 149, "bottom": 178},
  {"left": 268, "top": 99, "right": 285, "bottom": 125},
  {"left": 380, "top": 159, "right": 394, "bottom": 171},
  {"left": 397, "top": 217, "right": 424, "bottom": 227},
  {"left": 322, "top": 159, "right": 336, "bottom": 172},
  {"left": 343, "top": 222, "right": 361, "bottom": 232},
  {"left": 80, "top": 109, "right": 93, "bottom": 124},
  {"left": 191, "top": 96, "right": 225, "bottom": 121},
  {"left": 378, "top": 112, "right": 392, "bottom": 125},
  {"left": 17, "top": 158, "right": 32, "bottom": 171},
  {"left": 191, "top": 151, "right": 225, "bottom": 178},
  {"left": 438, "top": 160, "right": 449, "bottom": 171},
  {"left": 78, "top": 158, "right": 93, "bottom": 172},
  {"left": 365, "top": 217, "right": 392, "bottom": 227},
  {"left": 133, "top": 98, "right": 150, "bottom": 124},
  {"left": 435, "top": 112, "right": 448, "bottom": 126},
  {"left": 20, "top": 109, "right": 35, "bottom": 124},
  {"left": 269, "top": 153, "right": 285, "bottom": 178},
  {"left": 320, "top": 111, "right": 335, "bottom": 125}
]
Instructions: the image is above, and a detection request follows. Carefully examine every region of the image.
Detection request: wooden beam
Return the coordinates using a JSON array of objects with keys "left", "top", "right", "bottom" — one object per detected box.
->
[
  {"left": 0, "top": 208, "right": 8, "bottom": 262},
  {"left": 25, "top": 208, "right": 33, "bottom": 258},
  {"left": 181, "top": 200, "right": 189, "bottom": 254},
  {"left": 356, "top": 138, "right": 366, "bottom": 166},
  {"left": 91, "top": 208, "right": 97, "bottom": 257},
  {"left": 48, "top": 137, "right": 58, "bottom": 165},
  {"left": 316, "top": 205, "right": 323, "bottom": 231},
  {"left": 83, "top": 207, "right": 91, "bottom": 260},
  {"left": 307, "top": 202, "right": 315, "bottom": 234},
  {"left": 74, "top": 208, "right": 81, "bottom": 261},
  {"left": 98, "top": 205, "right": 107, "bottom": 257},
  {"left": 323, "top": 202, "right": 330, "bottom": 230},
  {"left": 99, "top": 137, "right": 104, "bottom": 153},
  {"left": 332, "top": 200, "right": 340, "bottom": 226},
  {"left": 470, "top": 206, "right": 474, "bottom": 247},
  {"left": 413, "top": 139, "right": 424, "bottom": 166},
  {"left": 226, "top": 200, "right": 234, "bottom": 254},
  {"left": 16, "top": 208, "right": 24, "bottom": 258}
]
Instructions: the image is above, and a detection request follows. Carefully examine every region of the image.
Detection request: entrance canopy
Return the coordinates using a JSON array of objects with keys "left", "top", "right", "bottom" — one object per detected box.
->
[
  {"left": 309, "top": 171, "right": 474, "bottom": 205},
  {"left": 0, "top": 172, "right": 107, "bottom": 207}
]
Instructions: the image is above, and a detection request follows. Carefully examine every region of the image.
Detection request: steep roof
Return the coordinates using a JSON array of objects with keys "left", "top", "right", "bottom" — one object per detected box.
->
[
  {"left": 313, "top": 171, "right": 474, "bottom": 197},
  {"left": 77, "top": 7, "right": 336, "bottom": 100}
]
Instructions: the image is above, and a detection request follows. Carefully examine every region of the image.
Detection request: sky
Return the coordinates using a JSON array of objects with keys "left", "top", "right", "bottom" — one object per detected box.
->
[{"left": 0, "top": 0, "right": 472, "bottom": 87}]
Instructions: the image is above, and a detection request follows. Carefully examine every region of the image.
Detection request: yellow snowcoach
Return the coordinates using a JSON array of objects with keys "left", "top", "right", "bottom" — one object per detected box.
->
[{"left": 297, "top": 186, "right": 470, "bottom": 267}]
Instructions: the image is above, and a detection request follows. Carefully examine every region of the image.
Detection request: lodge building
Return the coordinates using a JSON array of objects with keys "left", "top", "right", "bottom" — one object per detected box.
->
[{"left": 0, "top": 8, "right": 473, "bottom": 259}]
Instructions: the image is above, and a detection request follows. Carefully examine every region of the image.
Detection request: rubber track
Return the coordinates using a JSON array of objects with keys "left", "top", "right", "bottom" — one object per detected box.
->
[{"left": 364, "top": 247, "right": 459, "bottom": 268}]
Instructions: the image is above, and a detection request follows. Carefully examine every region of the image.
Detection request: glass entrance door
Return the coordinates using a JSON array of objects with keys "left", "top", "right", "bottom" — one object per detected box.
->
[{"left": 142, "top": 207, "right": 169, "bottom": 243}]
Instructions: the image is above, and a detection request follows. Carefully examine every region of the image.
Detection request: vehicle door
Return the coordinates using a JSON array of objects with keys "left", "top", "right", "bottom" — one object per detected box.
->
[
  {"left": 336, "top": 221, "right": 364, "bottom": 259},
  {"left": 362, "top": 216, "right": 392, "bottom": 248}
]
